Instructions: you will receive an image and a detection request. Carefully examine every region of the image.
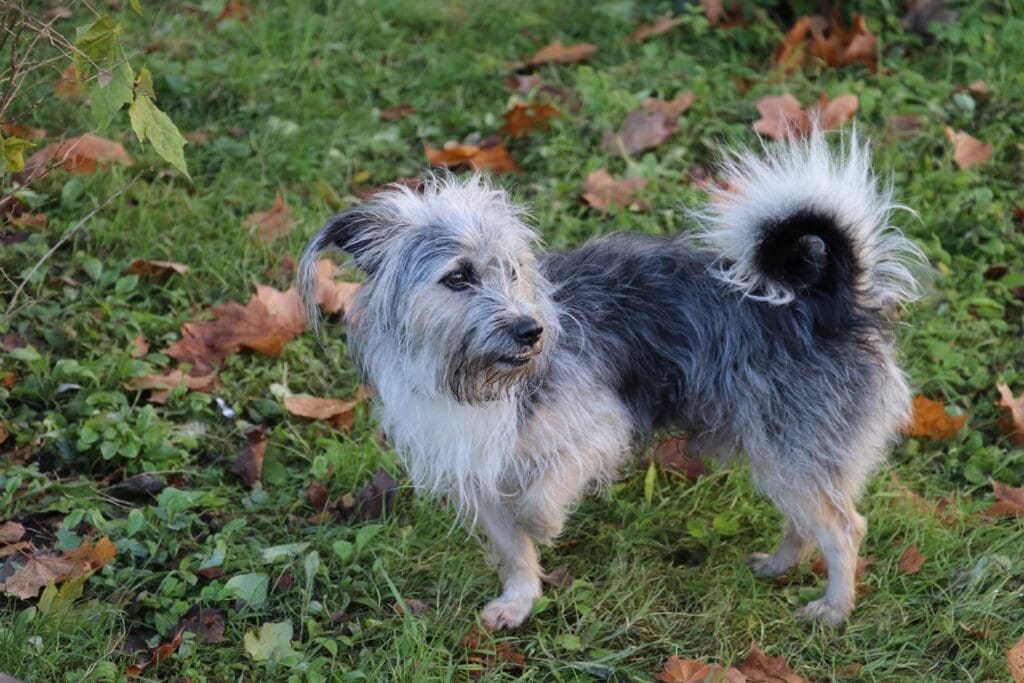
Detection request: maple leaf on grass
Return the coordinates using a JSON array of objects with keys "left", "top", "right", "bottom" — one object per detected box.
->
[
  {"left": 651, "top": 436, "right": 707, "bottom": 481},
  {"left": 943, "top": 127, "right": 992, "bottom": 170},
  {"left": 580, "top": 169, "right": 649, "bottom": 213},
  {"left": 19, "top": 134, "right": 134, "bottom": 183},
  {"left": 129, "top": 333, "right": 149, "bottom": 359},
  {"left": 1, "top": 537, "right": 115, "bottom": 600},
  {"left": 904, "top": 395, "right": 967, "bottom": 440},
  {"left": 424, "top": 137, "right": 520, "bottom": 174},
  {"left": 898, "top": 544, "right": 926, "bottom": 574},
  {"left": 752, "top": 92, "right": 858, "bottom": 141},
  {"left": 126, "top": 258, "right": 189, "bottom": 280},
  {"left": 380, "top": 103, "right": 415, "bottom": 121},
  {"left": 125, "top": 628, "right": 184, "bottom": 677},
  {"left": 997, "top": 384, "right": 1024, "bottom": 445},
  {"left": 653, "top": 655, "right": 745, "bottom": 683},
  {"left": 125, "top": 368, "right": 218, "bottom": 404},
  {"left": 983, "top": 479, "right": 1024, "bottom": 520},
  {"left": 523, "top": 40, "right": 597, "bottom": 67},
  {"left": 624, "top": 13, "right": 684, "bottom": 44},
  {"left": 775, "top": 13, "right": 877, "bottom": 72},
  {"left": 502, "top": 102, "right": 560, "bottom": 137},
  {"left": 738, "top": 646, "right": 812, "bottom": 683},
  {"left": 1009, "top": 634, "right": 1024, "bottom": 683},
  {"left": 232, "top": 427, "right": 267, "bottom": 488},
  {"left": 245, "top": 191, "right": 294, "bottom": 242},
  {"left": 284, "top": 394, "right": 360, "bottom": 432}
]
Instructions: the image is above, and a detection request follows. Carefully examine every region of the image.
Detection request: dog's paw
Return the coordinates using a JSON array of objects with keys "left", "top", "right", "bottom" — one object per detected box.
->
[
  {"left": 481, "top": 596, "right": 534, "bottom": 630},
  {"left": 748, "top": 552, "right": 788, "bottom": 576},
  {"left": 794, "top": 598, "right": 850, "bottom": 626}
]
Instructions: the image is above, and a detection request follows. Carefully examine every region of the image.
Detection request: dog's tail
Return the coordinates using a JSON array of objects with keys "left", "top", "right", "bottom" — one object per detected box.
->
[{"left": 696, "top": 128, "right": 923, "bottom": 316}]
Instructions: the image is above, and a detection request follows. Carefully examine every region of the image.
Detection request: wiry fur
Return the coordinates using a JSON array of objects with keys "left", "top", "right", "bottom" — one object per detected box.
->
[{"left": 298, "top": 133, "right": 922, "bottom": 629}]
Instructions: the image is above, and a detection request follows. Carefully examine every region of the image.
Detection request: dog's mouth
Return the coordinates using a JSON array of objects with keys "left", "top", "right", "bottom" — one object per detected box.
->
[{"left": 496, "top": 351, "right": 536, "bottom": 368}]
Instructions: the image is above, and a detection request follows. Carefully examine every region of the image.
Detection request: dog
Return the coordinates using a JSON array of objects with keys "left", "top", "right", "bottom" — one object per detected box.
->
[{"left": 298, "top": 129, "right": 922, "bottom": 629}]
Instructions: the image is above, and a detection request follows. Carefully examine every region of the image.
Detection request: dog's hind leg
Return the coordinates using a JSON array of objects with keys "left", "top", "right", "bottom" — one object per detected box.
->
[
  {"left": 478, "top": 501, "right": 542, "bottom": 630},
  {"left": 748, "top": 517, "right": 814, "bottom": 576}
]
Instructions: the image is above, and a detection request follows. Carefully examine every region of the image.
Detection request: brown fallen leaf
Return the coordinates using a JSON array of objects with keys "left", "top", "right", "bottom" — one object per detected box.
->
[
  {"left": 392, "top": 597, "right": 431, "bottom": 616},
  {"left": 889, "top": 114, "right": 924, "bottom": 136},
  {"left": 624, "top": 13, "right": 685, "bottom": 44},
  {"left": 893, "top": 479, "right": 958, "bottom": 525},
  {"left": 424, "top": 137, "right": 521, "bottom": 174},
  {"left": 125, "top": 368, "right": 218, "bottom": 404},
  {"left": 752, "top": 92, "right": 858, "bottom": 141},
  {"left": 245, "top": 192, "right": 294, "bottom": 242},
  {"left": 701, "top": 0, "right": 725, "bottom": 25},
  {"left": 541, "top": 564, "right": 573, "bottom": 589},
  {"left": 651, "top": 436, "right": 707, "bottom": 481},
  {"left": 307, "top": 480, "right": 329, "bottom": 510},
  {"left": 177, "top": 606, "right": 227, "bottom": 644},
  {"left": 902, "top": 0, "right": 958, "bottom": 38},
  {"left": 905, "top": 395, "right": 967, "bottom": 440},
  {"left": 54, "top": 64, "right": 84, "bottom": 100},
  {"left": 1009, "top": 633, "right": 1024, "bottom": 683},
  {"left": 126, "top": 259, "right": 190, "bottom": 280},
  {"left": 943, "top": 127, "right": 992, "bottom": 170},
  {"left": 217, "top": 0, "right": 251, "bottom": 22},
  {"left": 1, "top": 537, "right": 115, "bottom": 600},
  {"left": 654, "top": 655, "right": 746, "bottom": 683},
  {"left": 602, "top": 109, "right": 678, "bottom": 156},
  {"left": 524, "top": 40, "right": 597, "bottom": 67},
  {"left": 966, "top": 80, "right": 993, "bottom": 97},
  {"left": 129, "top": 333, "right": 150, "bottom": 359},
  {"left": 353, "top": 469, "right": 399, "bottom": 521},
  {"left": 996, "top": 384, "right": 1024, "bottom": 445},
  {"left": 313, "top": 259, "right": 361, "bottom": 315},
  {"left": 643, "top": 92, "right": 696, "bottom": 119},
  {"left": 285, "top": 394, "right": 359, "bottom": 432},
  {"left": 1, "top": 124, "right": 46, "bottom": 141},
  {"left": 231, "top": 427, "right": 267, "bottom": 488},
  {"left": 459, "top": 626, "right": 527, "bottom": 673},
  {"left": 984, "top": 479, "right": 1024, "bottom": 519},
  {"left": 380, "top": 103, "right": 415, "bottom": 121},
  {"left": 0, "top": 521, "right": 25, "bottom": 544},
  {"left": 8, "top": 213, "right": 47, "bottom": 229},
  {"left": 20, "top": 134, "right": 134, "bottom": 183},
  {"left": 0, "top": 421, "right": 8, "bottom": 445},
  {"left": 502, "top": 102, "right": 560, "bottom": 137},
  {"left": 775, "top": 13, "right": 877, "bottom": 72},
  {"left": 739, "top": 645, "right": 811, "bottom": 683},
  {"left": 580, "top": 168, "right": 649, "bottom": 212},
  {"left": 814, "top": 93, "right": 859, "bottom": 130},
  {"left": 125, "top": 628, "right": 184, "bottom": 677},
  {"left": 898, "top": 544, "right": 926, "bottom": 574},
  {"left": 1, "top": 371, "right": 16, "bottom": 390}
]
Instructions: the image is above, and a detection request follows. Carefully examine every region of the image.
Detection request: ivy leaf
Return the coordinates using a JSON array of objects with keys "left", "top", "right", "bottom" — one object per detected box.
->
[
  {"left": 1, "top": 136, "right": 34, "bottom": 172},
  {"left": 129, "top": 68, "right": 190, "bottom": 178}
]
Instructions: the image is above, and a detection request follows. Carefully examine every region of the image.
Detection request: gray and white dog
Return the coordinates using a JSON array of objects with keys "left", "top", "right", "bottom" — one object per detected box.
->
[{"left": 298, "top": 130, "right": 921, "bottom": 629}]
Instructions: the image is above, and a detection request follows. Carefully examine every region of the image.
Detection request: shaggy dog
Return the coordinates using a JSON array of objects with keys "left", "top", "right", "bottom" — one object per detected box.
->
[{"left": 298, "top": 130, "right": 921, "bottom": 628}]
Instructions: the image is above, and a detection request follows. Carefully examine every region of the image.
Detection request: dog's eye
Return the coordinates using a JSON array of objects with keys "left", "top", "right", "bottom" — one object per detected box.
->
[{"left": 442, "top": 270, "right": 470, "bottom": 291}]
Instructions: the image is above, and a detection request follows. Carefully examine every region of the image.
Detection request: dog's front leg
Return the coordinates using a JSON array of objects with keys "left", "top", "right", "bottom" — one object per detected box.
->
[{"left": 477, "top": 500, "right": 542, "bottom": 630}]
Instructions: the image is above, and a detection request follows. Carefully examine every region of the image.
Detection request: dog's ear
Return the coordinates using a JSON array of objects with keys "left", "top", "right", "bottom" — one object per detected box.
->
[{"left": 310, "top": 205, "right": 394, "bottom": 275}]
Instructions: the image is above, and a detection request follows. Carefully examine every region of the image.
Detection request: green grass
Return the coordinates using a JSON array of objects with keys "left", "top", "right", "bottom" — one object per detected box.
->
[{"left": 2, "top": 0, "right": 1024, "bottom": 681}]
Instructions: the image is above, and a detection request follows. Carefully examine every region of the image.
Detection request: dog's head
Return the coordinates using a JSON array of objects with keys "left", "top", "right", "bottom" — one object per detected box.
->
[{"left": 299, "top": 174, "right": 556, "bottom": 404}]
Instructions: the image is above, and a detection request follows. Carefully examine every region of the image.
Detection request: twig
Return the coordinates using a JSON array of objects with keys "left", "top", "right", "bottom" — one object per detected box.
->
[{"left": 2, "top": 172, "right": 143, "bottom": 325}]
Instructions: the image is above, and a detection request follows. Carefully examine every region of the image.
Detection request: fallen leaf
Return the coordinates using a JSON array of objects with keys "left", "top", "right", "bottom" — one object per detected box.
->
[
  {"left": 643, "top": 92, "right": 696, "bottom": 119},
  {"left": 129, "top": 333, "right": 149, "bottom": 359},
  {"left": 814, "top": 92, "right": 859, "bottom": 130},
  {"left": 392, "top": 598, "right": 430, "bottom": 616},
  {"left": 313, "top": 259, "right": 361, "bottom": 315},
  {"left": 752, "top": 93, "right": 808, "bottom": 140},
  {"left": 984, "top": 479, "right": 1024, "bottom": 520},
  {"left": 889, "top": 114, "right": 924, "bottom": 135},
  {"left": 380, "top": 103, "right": 415, "bottom": 121},
  {"left": 524, "top": 40, "right": 597, "bottom": 67},
  {"left": 966, "top": 80, "right": 993, "bottom": 97},
  {"left": 701, "top": 0, "right": 725, "bottom": 25},
  {"left": 1, "top": 537, "right": 115, "bottom": 600},
  {"left": 580, "top": 168, "right": 649, "bottom": 212},
  {"left": 54, "top": 64, "right": 83, "bottom": 100},
  {"left": 424, "top": 137, "right": 520, "bottom": 174},
  {"left": 893, "top": 479, "right": 957, "bottom": 525},
  {"left": 0, "top": 522, "right": 25, "bottom": 544},
  {"left": 943, "top": 127, "right": 992, "bottom": 170},
  {"left": 177, "top": 606, "right": 227, "bottom": 644},
  {"left": 1, "top": 124, "right": 46, "bottom": 140},
  {"left": 307, "top": 481, "right": 329, "bottom": 510},
  {"left": 125, "top": 368, "right": 217, "bottom": 404},
  {"left": 352, "top": 469, "right": 399, "bottom": 521},
  {"left": 245, "top": 192, "right": 294, "bottom": 242},
  {"left": 996, "top": 384, "right": 1024, "bottom": 445},
  {"left": 1009, "top": 633, "right": 1024, "bottom": 683},
  {"left": 739, "top": 645, "right": 811, "bottom": 683},
  {"left": 651, "top": 437, "right": 707, "bottom": 481},
  {"left": 602, "top": 108, "right": 678, "bottom": 156},
  {"left": 217, "top": 0, "right": 251, "bottom": 22},
  {"left": 231, "top": 428, "right": 267, "bottom": 488},
  {"left": 654, "top": 655, "right": 746, "bottom": 683},
  {"left": 8, "top": 213, "right": 46, "bottom": 229},
  {"left": 196, "top": 567, "right": 224, "bottom": 580},
  {"left": 905, "top": 395, "right": 967, "bottom": 440},
  {"left": 898, "top": 544, "right": 926, "bottom": 574},
  {"left": 125, "top": 628, "right": 184, "bottom": 677},
  {"left": 625, "top": 13, "right": 685, "bottom": 44},
  {"left": 902, "top": 0, "right": 958, "bottom": 37},
  {"left": 502, "top": 102, "right": 560, "bottom": 137},
  {"left": 459, "top": 626, "right": 527, "bottom": 673},
  {"left": 542, "top": 565, "right": 573, "bottom": 590},
  {"left": 244, "top": 621, "right": 296, "bottom": 662},
  {"left": 285, "top": 394, "right": 359, "bottom": 432},
  {"left": 776, "top": 13, "right": 877, "bottom": 72},
  {"left": 20, "top": 134, "right": 134, "bottom": 183},
  {"left": 126, "top": 259, "right": 190, "bottom": 280}
]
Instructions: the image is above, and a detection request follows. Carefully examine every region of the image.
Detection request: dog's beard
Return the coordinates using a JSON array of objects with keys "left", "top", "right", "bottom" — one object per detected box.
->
[{"left": 441, "top": 346, "right": 542, "bottom": 404}]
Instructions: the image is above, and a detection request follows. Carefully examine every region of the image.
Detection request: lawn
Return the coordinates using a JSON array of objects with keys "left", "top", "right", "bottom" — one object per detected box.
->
[{"left": 2, "top": 0, "right": 1023, "bottom": 681}]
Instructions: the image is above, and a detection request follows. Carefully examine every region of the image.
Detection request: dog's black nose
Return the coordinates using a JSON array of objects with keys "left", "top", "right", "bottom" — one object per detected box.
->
[{"left": 512, "top": 316, "right": 543, "bottom": 346}]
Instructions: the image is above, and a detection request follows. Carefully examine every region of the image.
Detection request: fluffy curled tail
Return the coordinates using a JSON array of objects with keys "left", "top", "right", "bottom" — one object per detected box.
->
[{"left": 697, "top": 129, "right": 923, "bottom": 312}]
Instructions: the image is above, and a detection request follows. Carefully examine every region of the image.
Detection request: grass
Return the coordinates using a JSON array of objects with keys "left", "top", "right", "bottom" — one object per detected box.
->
[{"left": 2, "top": 0, "right": 1023, "bottom": 680}]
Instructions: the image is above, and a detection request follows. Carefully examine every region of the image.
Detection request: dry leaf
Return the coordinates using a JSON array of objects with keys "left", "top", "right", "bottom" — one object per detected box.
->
[
  {"left": 177, "top": 606, "right": 227, "bottom": 644},
  {"left": 943, "top": 127, "right": 992, "bottom": 170},
  {"left": 1, "top": 537, "right": 115, "bottom": 600},
  {"left": 285, "top": 394, "right": 359, "bottom": 432},
  {"left": 654, "top": 655, "right": 746, "bottom": 683},
  {"left": 502, "top": 102, "right": 560, "bottom": 137},
  {"left": 307, "top": 481, "right": 329, "bottom": 510},
  {"left": 966, "top": 80, "right": 993, "bottom": 97},
  {"left": 739, "top": 646, "right": 811, "bottom": 683},
  {"left": 424, "top": 137, "right": 520, "bottom": 174},
  {"left": 898, "top": 544, "right": 926, "bottom": 574},
  {"left": 459, "top": 626, "right": 527, "bottom": 674},
  {"left": 889, "top": 114, "right": 924, "bottom": 135},
  {"left": 313, "top": 259, "right": 361, "bottom": 315},
  {"left": 996, "top": 384, "right": 1024, "bottom": 445},
  {"left": 0, "top": 521, "right": 25, "bottom": 544},
  {"left": 752, "top": 93, "right": 808, "bottom": 140},
  {"left": 815, "top": 93, "right": 859, "bottom": 130},
  {"left": 380, "top": 103, "right": 415, "bottom": 122},
  {"left": 217, "top": 0, "right": 251, "bottom": 22},
  {"left": 392, "top": 598, "right": 431, "bottom": 616},
  {"left": 776, "top": 13, "right": 877, "bottom": 72},
  {"left": 643, "top": 92, "right": 696, "bottom": 119},
  {"left": 20, "top": 134, "right": 133, "bottom": 183},
  {"left": 902, "top": 0, "right": 958, "bottom": 37},
  {"left": 125, "top": 368, "right": 217, "bottom": 404},
  {"left": 701, "top": 0, "right": 725, "bottom": 25},
  {"left": 9, "top": 213, "right": 47, "bottom": 229},
  {"left": 126, "top": 258, "right": 190, "bottom": 280},
  {"left": 580, "top": 168, "right": 649, "bottom": 212},
  {"left": 1, "top": 124, "right": 46, "bottom": 140},
  {"left": 905, "top": 395, "right": 967, "bottom": 440},
  {"left": 541, "top": 565, "right": 573, "bottom": 589},
  {"left": 54, "top": 64, "right": 83, "bottom": 100},
  {"left": 652, "top": 437, "right": 707, "bottom": 481},
  {"left": 984, "top": 479, "right": 1024, "bottom": 520},
  {"left": 625, "top": 13, "right": 685, "bottom": 44},
  {"left": 352, "top": 469, "right": 399, "bottom": 521},
  {"left": 129, "top": 333, "right": 149, "bottom": 359},
  {"left": 245, "top": 192, "right": 294, "bottom": 242},
  {"left": 602, "top": 108, "right": 678, "bottom": 156},
  {"left": 1009, "top": 633, "right": 1024, "bottom": 683},
  {"left": 524, "top": 40, "right": 597, "bottom": 67},
  {"left": 125, "top": 629, "right": 184, "bottom": 677},
  {"left": 231, "top": 428, "right": 267, "bottom": 488}
]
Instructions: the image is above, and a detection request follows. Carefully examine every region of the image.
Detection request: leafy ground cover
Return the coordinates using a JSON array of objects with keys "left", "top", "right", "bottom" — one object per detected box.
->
[{"left": 2, "top": 1, "right": 1024, "bottom": 681}]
